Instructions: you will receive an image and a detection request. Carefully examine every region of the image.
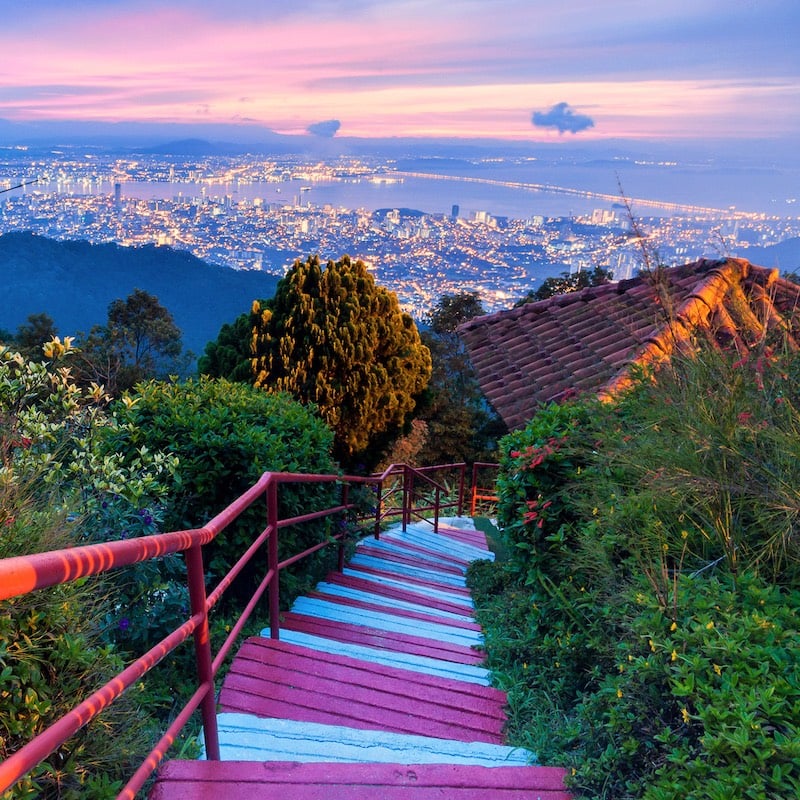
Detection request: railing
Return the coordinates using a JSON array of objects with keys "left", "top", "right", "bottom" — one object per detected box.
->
[
  {"left": 0, "top": 462, "right": 496, "bottom": 798},
  {"left": 372, "top": 462, "right": 466, "bottom": 535},
  {"left": 470, "top": 462, "right": 500, "bottom": 516}
]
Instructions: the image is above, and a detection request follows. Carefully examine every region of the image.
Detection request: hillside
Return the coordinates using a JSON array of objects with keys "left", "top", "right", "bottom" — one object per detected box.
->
[{"left": 0, "top": 232, "right": 281, "bottom": 354}]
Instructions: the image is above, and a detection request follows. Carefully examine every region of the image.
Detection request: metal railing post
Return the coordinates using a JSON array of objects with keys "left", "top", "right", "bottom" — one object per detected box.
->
[
  {"left": 338, "top": 483, "right": 349, "bottom": 572},
  {"left": 458, "top": 463, "right": 466, "bottom": 517},
  {"left": 374, "top": 479, "right": 382, "bottom": 539},
  {"left": 402, "top": 466, "right": 411, "bottom": 531},
  {"left": 267, "top": 478, "right": 280, "bottom": 640},
  {"left": 185, "top": 543, "right": 220, "bottom": 761}
]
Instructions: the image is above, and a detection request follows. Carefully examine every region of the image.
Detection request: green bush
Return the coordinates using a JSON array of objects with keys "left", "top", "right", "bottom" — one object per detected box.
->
[
  {"left": 0, "top": 343, "right": 168, "bottom": 798},
  {"left": 104, "top": 377, "right": 340, "bottom": 604},
  {"left": 472, "top": 338, "right": 800, "bottom": 798}
]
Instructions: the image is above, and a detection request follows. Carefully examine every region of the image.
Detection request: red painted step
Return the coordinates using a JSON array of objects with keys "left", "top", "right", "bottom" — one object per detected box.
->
[
  {"left": 324, "top": 573, "right": 473, "bottom": 617},
  {"left": 436, "top": 524, "right": 491, "bottom": 550},
  {"left": 305, "top": 590, "right": 483, "bottom": 632},
  {"left": 356, "top": 543, "right": 467, "bottom": 575},
  {"left": 150, "top": 761, "right": 572, "bottom": 799},
  {"left": 377, "top": 537, "right": 474, "bottom": 569},
  {"left": 280, "top": 613, "right": 486, "bottom": 665},
  {"left": 346, "top": 563, "right": 474, "bottom": 599},
  {"left": 218, "top": 638, "right": 505, "bottom": 742}
]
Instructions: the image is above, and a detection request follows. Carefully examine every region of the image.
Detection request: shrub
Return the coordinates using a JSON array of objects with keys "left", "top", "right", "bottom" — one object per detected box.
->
[
  {"left": 0, "top": 344, "right": 168, "bottom": 798},
  {"left": 104, "top": 377, "right": 340, "bottom": 604},
  {"left": 474, "top": 337, "right": 800, "bottom": 798}
]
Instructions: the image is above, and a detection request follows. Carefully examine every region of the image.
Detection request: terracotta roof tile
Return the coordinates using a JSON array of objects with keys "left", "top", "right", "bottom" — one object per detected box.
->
[{"left": 459, "top": 258, "right": 800, "bottom": 429}]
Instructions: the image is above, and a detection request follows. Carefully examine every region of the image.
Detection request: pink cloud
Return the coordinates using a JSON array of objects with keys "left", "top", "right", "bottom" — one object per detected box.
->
[{"left": 0, "top": 3, "right": 796, "bottom": 141}]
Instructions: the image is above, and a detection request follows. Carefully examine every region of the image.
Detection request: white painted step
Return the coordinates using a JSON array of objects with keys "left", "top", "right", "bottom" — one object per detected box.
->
[
  {"left": 346, "top": 553, "right": 469, "bottom": 588},
  {"left": 273, "top": 629, "right": 492, "bottom": 685},
  {"left": 208, "top": 713, "right": 535, "bottom": 766},
  {"left": 313, "top": 581, "right": 477, "bottom": 624},
  {"left": 354, "top": 538, "right": 469, "bottom": 573},
  {"left": 384, "top": 524, "right": 493, "bottom": 563},
  {"left": 290, "top": 596, "right": 483, "bottom": 647},
  {"left": 341, "top": 567, "right": 475, "bottom": 608}
]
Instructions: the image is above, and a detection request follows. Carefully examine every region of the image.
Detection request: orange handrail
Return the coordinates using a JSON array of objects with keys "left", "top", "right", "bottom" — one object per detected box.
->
[
  {"left": 470, "top": 462, "right": 500, "bottom": 516},
  {"left": 0, "top": 462, "right": 496, "bottom": 798}
]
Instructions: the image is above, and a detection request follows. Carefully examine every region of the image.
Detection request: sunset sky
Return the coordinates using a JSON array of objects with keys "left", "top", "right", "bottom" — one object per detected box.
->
[{"left": 2, "top": 0, "right": 798, "bottom": 143}]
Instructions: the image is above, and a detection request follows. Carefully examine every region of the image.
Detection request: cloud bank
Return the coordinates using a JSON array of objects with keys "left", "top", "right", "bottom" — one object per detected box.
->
[{"left": 532, "top": 102, "right": 594, "bottom": 134}]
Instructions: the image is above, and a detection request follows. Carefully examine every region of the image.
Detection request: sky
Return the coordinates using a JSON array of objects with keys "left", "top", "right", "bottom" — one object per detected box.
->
[{"left": 1, "top": 0, "right": 798, "bottom": 144}]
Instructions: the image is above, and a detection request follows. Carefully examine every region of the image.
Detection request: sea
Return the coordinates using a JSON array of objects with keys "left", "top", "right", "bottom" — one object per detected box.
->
[{"left": 29, "top": 156, "right": 800, "bottom": 220}]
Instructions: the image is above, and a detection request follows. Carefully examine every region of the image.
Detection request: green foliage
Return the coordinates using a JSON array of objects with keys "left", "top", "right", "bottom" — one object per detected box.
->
[
  {"left": 472, "top": 336, "right": 800, "bottom": 799},
  {"left": 416, "top": 291, "right": 506, "bottom": 465},
  {"left": 73, "top": 288, "right": 187, "bottom": 395},
  {"left": 425, "top": 290, "right": 485, "bottom": 336},
  {"left": 251, "top": 254, "right": 432, "bottom": 463},
  {"left": 515, "top": 264, "right": 612, "bottom": 305},
  {"left": 13, "top": 313, "right": 58, "bottom": 361},
  {"left": 197, "top": 310, "right": 253, "bottom": 382},
  {"left": 0, "top": 343, "right": 173, "bottom": 798},
  {"left": 105, "top": 376, "right": 339, "bottom": 603}
]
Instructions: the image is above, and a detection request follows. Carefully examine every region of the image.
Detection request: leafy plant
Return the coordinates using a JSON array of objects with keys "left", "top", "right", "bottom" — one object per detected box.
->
[
  {"left": 471, "top": 334, "right": 800, "bottom": 798},
  {"left": 0, "top": 343, "right": 171, "bottom": 798},
  {"left": 104, "top": 376, "right": 340, "bottom": 605}
]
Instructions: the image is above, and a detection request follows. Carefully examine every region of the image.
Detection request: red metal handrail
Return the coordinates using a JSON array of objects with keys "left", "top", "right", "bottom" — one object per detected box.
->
[
  {"left": 371, "top": 463, "right": 466, "bottom": 535},
  {"left": 0, "top": 462, "right": 497, "bottom": 798}
]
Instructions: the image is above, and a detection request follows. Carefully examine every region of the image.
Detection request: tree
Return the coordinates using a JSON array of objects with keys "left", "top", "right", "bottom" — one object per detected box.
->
[
  {"left": 516, "top": 264, "right": 612, "bottom": 305},
  {"left": 416, "top": 291, "right": 506, "bottom": 464},
  {"left": 426, "top": 291, "right": 485, "bottom": 336},
  {"left": 75, "top": 288, "right": 186, "bottom": 394},
  {"left": 197, "top": 310, "right": 253, "bottom": 382},
  {"left": 251, "top": 254, "right": 431, "bottom": 463},
  {"left": 14, "top": 312, "right": 58, "bottom": 360}
]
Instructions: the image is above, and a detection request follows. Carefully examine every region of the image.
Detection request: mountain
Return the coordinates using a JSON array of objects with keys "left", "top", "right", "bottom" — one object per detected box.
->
[
  {"left": 0, "top": 232, "right": 281, "bottom": 354},
  {"left": 732, "top": 237, "right": 800, "bottom": 273}
]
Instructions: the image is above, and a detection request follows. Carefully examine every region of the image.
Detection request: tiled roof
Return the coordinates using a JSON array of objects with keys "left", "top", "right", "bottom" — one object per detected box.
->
[{"left": 458, "top": 258, "right": 800, "bottom": 430}]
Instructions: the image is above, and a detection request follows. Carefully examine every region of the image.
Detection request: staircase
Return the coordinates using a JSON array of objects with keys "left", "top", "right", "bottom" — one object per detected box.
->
[{"left": 149, "top": 518, "right": 570, "bottom": 798}]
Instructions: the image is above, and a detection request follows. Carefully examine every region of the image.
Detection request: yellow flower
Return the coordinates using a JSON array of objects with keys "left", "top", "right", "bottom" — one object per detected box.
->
[
  {"left": 713, "top": 663, "right": 722, "bottom": 675},
  {"left": 681, "top": 530, "right": 689, "bottom": 539},
  {"left": 706, "top": 620, "right": 714, "bottom": 630},
  {"left": 670, "top": 621, "right": 677, "bottom": 631},
  {"left": 649, "top": 639, "right": 656, "bottom": 652},
  {"left": 671, "top": 650, "right": 678, "bottom": 662},
  {"left": 662, "top": 542, "right": 669, "bottom": 552},
  {"left": 616, "top": 688, "right": 623, "bottom": 699},
  {"left": 681, "top": 707, "right": 691, "bottom": 724}
]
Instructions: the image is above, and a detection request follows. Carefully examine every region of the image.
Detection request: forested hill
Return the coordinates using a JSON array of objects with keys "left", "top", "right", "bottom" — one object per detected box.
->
[{"left": 0, "top": 232, "right": 281, "bottom": 353}]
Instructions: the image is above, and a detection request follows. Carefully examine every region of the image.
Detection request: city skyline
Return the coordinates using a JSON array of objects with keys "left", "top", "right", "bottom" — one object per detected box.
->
[{"left": 1, "top": 1, "right": 798, "bottom": 146}]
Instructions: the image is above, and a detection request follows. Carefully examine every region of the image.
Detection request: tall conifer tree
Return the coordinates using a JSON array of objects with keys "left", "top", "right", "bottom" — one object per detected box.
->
[{"left": 251, "top": 255, "right": 431, "bottom": 461}]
